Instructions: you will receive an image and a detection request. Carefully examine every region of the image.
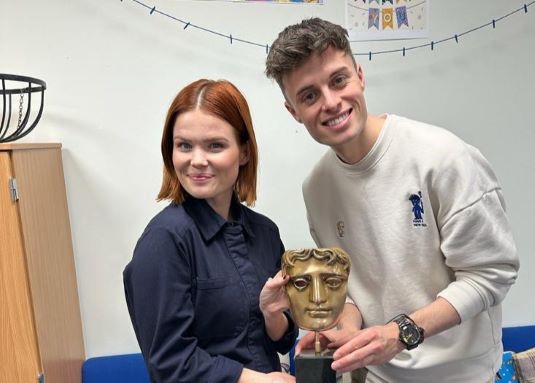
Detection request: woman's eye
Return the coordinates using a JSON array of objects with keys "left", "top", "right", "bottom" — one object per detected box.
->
[
  {"left": 292, "top": 277, "right": 310, "bottom": 290},
  {"left": 324, "top": 277, "right": 343, "bottom": 289},
  {"left": 208, "top": 142, "right": 224, "bottom": 151},
  {"left": 176, "top": 142, "right": 192, "bottom": 151}
]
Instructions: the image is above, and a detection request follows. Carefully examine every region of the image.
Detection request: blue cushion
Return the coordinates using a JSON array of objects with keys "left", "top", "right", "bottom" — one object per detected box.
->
[
  {"left": 496, "top": 351, "right": 519, "bottom": 383},
  {"left": 82, "top": 353, "right": 150, "bottom": 383}
]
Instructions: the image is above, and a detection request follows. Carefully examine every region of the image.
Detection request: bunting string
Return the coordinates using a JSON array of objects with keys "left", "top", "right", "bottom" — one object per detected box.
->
[
  {"left": 129, "top": 0, "right": 267, "bottom": 49},
  {"left": 122, "top": 0, "right": 534, "bottom": 59}
]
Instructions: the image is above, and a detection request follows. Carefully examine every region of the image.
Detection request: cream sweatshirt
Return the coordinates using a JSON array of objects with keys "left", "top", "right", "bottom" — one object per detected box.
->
[{"left": 302, "top": 114, "right": 519, "bottom": 383}]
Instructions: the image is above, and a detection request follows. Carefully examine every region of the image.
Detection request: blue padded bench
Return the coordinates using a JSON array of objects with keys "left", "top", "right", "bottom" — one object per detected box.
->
[
  {"left": 502, "top": 325, "right": 535, "bottom": 353},
  {"left": 82, "top": 353, "right": 149, "bottom": 383},
  {"left": 82, "top": 326, "right": 535, "bottom": 383}
]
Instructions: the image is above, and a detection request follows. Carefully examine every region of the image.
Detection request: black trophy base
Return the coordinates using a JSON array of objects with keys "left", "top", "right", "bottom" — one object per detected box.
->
[{"left": 295, "top": 350, "right": 337, "bottom": 383}]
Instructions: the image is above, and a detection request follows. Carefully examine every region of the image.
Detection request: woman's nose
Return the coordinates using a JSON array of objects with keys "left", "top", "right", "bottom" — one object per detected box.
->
[{"left": 190, "top": 148, "right": 208, "bottom": 167}]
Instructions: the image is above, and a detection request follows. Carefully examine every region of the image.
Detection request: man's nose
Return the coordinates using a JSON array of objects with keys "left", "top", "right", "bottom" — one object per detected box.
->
[
  {"left": 310, "top": 277, "right": 327, "bottom": 304},
  {"left": 321, "top": 89, "right": 341, "bottom": 112}
]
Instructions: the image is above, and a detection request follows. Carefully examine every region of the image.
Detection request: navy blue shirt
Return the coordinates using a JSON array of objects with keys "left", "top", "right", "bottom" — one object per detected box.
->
[{"left": 124, "top": 197, "right": 298, "bottom": 383}]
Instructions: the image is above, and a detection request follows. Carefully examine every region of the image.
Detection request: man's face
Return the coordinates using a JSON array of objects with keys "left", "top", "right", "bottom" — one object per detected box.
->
[
  {"left": 282, "top": 46, "right": 368, "bottom": 160},
  {"left": 285, "top": 257, "right": 348, "bottom": 331}
]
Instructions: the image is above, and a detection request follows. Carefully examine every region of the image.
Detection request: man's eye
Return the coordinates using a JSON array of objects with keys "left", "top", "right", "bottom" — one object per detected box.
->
[
  {"left": 332, "top": 75, "right": 347, "bottom": 88},
  {"left": 324, "top": 277, "right": 343, "bottom": 289},
  {"left": 292, "top": 277, "right": 310, "bottom": 290},
  {"left": 301, "top": 92, "right": 317, "bottom": 105}
]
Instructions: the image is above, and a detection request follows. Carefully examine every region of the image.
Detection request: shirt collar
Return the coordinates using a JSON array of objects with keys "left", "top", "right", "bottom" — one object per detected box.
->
[{"left": 183, "top": 196, "right": 255, "bottom": 241}]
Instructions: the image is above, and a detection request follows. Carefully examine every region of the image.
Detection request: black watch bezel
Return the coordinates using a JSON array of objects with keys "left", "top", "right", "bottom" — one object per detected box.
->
[{"left": 391, "top": 314, "right": 425, "bottom": 350}]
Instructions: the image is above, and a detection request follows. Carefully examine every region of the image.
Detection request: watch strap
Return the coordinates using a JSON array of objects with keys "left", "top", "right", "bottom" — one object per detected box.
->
[{"left": 390, "top": 314, "right": 425, "bottom": 350}]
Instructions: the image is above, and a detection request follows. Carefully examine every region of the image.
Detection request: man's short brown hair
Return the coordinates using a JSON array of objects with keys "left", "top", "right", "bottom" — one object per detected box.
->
[{"left": 265, "top": 18, "right": 354, "bottom": 89}]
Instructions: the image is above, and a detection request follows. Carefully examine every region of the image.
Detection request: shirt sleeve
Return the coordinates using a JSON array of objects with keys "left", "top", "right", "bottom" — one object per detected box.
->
[
  {"left": 270, "top": 310, "right": 299, "bottom": 355},
  {"left": 123, "top": 226, "right": 243, "bottom": 383},
  {"left": 433, "top": 147, "right": 519, "bottom": 322}
]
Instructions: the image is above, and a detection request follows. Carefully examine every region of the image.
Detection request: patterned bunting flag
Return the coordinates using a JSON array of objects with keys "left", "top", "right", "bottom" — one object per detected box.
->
[
  {"left": 368, "top": 8, "right": 380, "bottom": 29},
  {"left": 382, "top": 0, "right": 393, "bottom": 4},
  {"left": 382, "top": 7, "right": 394, "bottom": 29},
  {"left": 396, "top": 6, "right": 408, "bottom": 27}
]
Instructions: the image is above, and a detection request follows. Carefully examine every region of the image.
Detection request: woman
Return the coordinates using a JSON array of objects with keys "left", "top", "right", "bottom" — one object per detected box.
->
[{"left": 124, "top": 79, "right": 297, "bottom": 383}]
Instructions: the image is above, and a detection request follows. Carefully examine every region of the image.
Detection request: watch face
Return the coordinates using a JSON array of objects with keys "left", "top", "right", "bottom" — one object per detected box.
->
[{"left": 401, "top": 325, "right": 421, "bottom": 345}]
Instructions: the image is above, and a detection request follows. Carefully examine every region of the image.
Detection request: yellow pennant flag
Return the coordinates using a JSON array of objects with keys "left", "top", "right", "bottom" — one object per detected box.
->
[{"left": 382, "top": 8, "right": 394, "bottom": 29}]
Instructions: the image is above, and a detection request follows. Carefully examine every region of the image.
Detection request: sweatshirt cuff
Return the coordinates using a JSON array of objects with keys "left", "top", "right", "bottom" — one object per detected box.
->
[{"left": 437, "top": 280, "right": 486, "bottom": 322}]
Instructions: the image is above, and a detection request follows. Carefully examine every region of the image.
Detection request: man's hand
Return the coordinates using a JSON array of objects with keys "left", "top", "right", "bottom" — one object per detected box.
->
[
  {"left": 295, "top": 330, "right": 330, "bottom": 355},
  {"left": 295, "top": 323, "right": 361, "bottom": 355},
  {"left": 331, "top": 322, "right": 403, "bottom": 373},
  {"left": 330, "top": 298, "right": 461, "bottom": 372},
  {"left": 295, "top": 302, "right": 362, "bottom": 355}
]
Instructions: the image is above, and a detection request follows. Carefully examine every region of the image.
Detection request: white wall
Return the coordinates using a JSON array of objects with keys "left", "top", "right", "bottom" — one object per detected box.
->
[{"left": 1, "top": 0, "right": 533, "bottom": 358}]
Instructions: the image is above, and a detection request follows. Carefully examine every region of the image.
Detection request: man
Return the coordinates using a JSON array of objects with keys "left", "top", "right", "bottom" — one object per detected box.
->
[{"left": 265, "top": 18, "right": 519, "bottom": 383}]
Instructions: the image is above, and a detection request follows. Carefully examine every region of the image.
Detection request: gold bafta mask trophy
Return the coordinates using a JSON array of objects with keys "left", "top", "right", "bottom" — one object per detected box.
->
[{"left": 282, "top": 248, "right": 350, "bottom": 383}]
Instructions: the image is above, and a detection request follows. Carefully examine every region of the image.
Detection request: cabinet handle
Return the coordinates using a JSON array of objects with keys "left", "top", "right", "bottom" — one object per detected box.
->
[{"left": 8, "top": 177, "right": 19, "bottom": 201}]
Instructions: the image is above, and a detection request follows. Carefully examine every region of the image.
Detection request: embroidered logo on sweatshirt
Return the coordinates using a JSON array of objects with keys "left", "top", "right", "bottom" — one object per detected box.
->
[
  {"left": 409, "top": 191, "right": 427, "bottom": 227},
  {"left": 336, "top": 221, "right": 345, "bottom": 237}
]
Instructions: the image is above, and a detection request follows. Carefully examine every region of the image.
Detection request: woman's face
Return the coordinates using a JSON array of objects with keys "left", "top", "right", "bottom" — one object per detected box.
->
[{"left": 172, "top": 109, "right": 248, "bottom": 217}]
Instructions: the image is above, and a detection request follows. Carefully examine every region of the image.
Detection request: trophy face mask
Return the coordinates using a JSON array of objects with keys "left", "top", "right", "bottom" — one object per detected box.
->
[{"left": 282, "top": 248, "right": 350, "bottom": 331}]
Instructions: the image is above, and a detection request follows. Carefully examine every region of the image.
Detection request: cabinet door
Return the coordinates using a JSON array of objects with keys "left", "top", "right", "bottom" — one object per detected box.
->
[
  {"left": 0, "top": 152, "right": 42, "bottom": 383},
  {"left": 12, "top": 147, "right": 85, "bottom": 383}
]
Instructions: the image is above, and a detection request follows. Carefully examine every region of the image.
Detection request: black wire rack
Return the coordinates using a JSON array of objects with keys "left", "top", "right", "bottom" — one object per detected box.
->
[{"left": 0, "top": 73, "right": 47, "bottom": 143}]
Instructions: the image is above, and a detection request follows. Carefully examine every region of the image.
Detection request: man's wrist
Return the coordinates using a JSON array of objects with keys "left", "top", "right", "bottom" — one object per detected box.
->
[{"left": 388, "top": 314, "right": 425, "bottom": 350}]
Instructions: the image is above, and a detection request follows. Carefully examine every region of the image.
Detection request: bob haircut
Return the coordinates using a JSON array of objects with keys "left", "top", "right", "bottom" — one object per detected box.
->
[{"left": 157, "top": 79, "right": 258, "bottom": 206}]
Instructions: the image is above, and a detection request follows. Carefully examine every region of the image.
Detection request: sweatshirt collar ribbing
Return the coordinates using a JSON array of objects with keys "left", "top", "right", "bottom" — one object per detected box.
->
[{"left": 331, "top": 113, "right": 394, "bottom": 173}]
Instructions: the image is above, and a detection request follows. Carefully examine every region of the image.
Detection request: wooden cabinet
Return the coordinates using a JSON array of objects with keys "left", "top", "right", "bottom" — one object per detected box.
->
[{"left": 0, "top": 143, "right": 85, "bottom": 383}]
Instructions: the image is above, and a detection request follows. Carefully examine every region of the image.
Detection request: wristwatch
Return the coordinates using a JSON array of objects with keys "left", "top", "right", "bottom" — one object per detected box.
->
[{"left": 390, "top": 314, "right": 425, "bottom": 350}]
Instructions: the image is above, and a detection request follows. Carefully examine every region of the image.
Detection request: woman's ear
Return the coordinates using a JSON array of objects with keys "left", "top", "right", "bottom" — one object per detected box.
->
[{"left": 239, "top": 144, "right": 249, "bottom": 166}]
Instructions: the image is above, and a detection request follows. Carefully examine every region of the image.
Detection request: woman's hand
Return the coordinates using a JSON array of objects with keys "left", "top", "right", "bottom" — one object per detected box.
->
[
  {"left": 238, "top": 368, "right": 295, "bottom": 383},
  {"left": 259, "top": 271, "right": 291, "bottom": 341},
  {"left": 266, "top": 371, "right": 296, "bottom": 383},
  {"left": 260, "top": 271, "right": 290, "bottom": 316}
]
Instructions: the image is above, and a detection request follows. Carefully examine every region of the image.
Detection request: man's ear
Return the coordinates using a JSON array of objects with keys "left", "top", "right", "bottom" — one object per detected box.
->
[
  {"left": 355, "top": 63, "right": 366, "bottom": 91},
  {"left": 239, "top": 144, "right": 249, "bottom": 166},
  {"left": 284, "top": 100, "right": 302, "bottom": 123}
]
